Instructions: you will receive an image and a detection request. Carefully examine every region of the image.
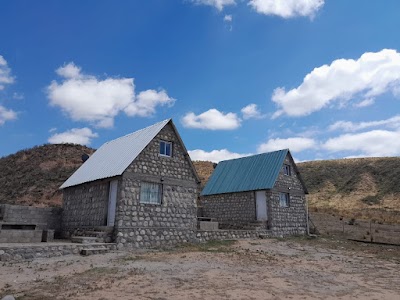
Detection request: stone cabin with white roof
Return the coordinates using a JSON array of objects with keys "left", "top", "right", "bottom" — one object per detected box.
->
[{"left": 60, "top": 119, "right": 200, "bottom": 249}]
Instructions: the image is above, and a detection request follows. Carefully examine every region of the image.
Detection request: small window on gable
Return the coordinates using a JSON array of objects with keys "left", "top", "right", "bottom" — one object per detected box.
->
[
  {"left": 279, "top": 192, "right": 290, "bottom": 207},
  {"left": 140, "top": 182, "right": 162, "bottom": 205},
  {"left": 160, "top": 140, "right": 172, "bottom": 157},
  {"left": 283, "top": 164, "right": 291, "bottom": 176}
]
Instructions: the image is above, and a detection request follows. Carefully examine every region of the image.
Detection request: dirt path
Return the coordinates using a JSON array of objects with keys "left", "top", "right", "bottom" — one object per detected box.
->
[{"left": 1, "top": 237, "right": 399, "bottom": 300}]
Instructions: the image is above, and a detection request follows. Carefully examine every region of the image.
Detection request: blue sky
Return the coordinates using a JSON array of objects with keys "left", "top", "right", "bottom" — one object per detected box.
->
[{"left": 1, "top": 0, "right": 400, "bottom": 162}]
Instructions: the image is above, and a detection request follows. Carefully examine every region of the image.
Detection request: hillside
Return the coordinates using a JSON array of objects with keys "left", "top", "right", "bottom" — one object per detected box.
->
[
  {"left": 297, "top": 158, "right": 400, "bottom": 223},
  {"left": 1, "top": 145, "right": 399, "bottom": 223},
  {"left": 0, "top": 144, "right": 95, "bottom": 207},
  {"left": 192, "top": 161, "right": 216, "bottom": 189}
]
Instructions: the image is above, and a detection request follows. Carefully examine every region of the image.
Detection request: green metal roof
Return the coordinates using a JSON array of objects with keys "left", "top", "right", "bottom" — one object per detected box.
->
[{"left": 201, "top": 149, "right": 289, "bottom": 196}]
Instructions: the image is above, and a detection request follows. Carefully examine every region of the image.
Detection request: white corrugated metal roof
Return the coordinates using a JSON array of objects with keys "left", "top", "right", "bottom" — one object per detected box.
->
[{"left": 60, "top": 119, "right": 171, "bottom": 189}]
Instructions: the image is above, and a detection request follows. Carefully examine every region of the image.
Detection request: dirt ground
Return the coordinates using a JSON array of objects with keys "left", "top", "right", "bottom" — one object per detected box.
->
[{"left": 1, "top": 237, "right": 399, "bottom": 300}]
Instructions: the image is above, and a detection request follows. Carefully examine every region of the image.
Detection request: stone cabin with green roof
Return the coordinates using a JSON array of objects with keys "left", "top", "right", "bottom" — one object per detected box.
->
[{"left": 200, "top": 149, "right": 309, "bottom": 236}]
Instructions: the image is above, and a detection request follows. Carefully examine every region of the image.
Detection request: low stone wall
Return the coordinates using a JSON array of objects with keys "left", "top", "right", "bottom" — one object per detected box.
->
[
  {"left": 115, "top": 227, "right": 196, "bottom": 249},
  {"left": 0, "top": 243, "right": 116, "bottom": 262},
  {"left": 196, "top": 229, "right": 272, "bottom": 242},
  {"left": 0, "top": 204, "right": 62, "bottom": 232}
]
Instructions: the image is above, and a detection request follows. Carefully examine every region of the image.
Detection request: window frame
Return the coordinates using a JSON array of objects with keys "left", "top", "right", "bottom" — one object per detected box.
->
[
  {"left": 279, "top": 192, "right": 290, "bottom": 207},
  {"left": 140, "top": 182, "right": 162, "bottom": 205},
  {"left": 159, "top": 140, "right": 172, "bottom": 157},
  {"left": 283, "top": 164, "right": 291, "bottom": 176}
]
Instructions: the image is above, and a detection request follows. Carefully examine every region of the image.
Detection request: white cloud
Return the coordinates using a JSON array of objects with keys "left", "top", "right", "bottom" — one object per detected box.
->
[
  {"left": 48, "top": 127, "right": 98, "bottom": 145},
  {"left": 56, "top": 62, "right": 82, "bottom": 79},
  {"left": 0, "top": 55, "right": 14, "bottom": 90},
  {"left": 224, "top": 14, "right": 232, "bottom": 22},
  {"left": 272, "top": 49, "right": 400, "bottom": 118},
  {"left": 323, "top": 130, "right": 400, "bottom": 157},
  {"left": 47, "top": 62, "right": 175, "bottom": 128},
  {"left": 182, "top": 108, "right": 241, "bottom": 130},
  {"left": 249, "top": 0, "right": 324, "bottom": 18},
  {"left": 241, "top": 103, "right": 264, "bottom": 119},
  {"left": 191, "top": 0, "right": 236, "bottom": 11},
  {"left": 189, "top": 149, "right": 251, "bottom": 163},
  {"left": 258, "top": 137, "right": 316, "bottom": 153},
  {"left": 0, "top": 105, "right": 17, "bottom": 125},
  {"left": 124, "top": 89, "right": 175, "bottom": 117},
  {"left": 329, "top": 115, "right": 400, "bottom": 132},
  {"left": 354, "top": 98, "right": 375, "bottom": 108}
]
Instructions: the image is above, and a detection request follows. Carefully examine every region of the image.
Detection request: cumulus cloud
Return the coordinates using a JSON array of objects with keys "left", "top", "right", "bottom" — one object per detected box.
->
[
  {"left": 56, "top": 62, "right": 82, "bottom": 79},
  {"left": 48, "top": 127, "right": 98, "bottom": 145},
  {"left": 249, "top": 0, "right": 324, "bottom": 18},
  {"left": 329, "top": 115, "right": 400, "bottom": 132},
  {"left": 323, "top": 130, "right": 400, "bottom": 157},
  {"left": 272, "top": 49, "right": 400, "bottom": 118},
  {"left": 0, "top": 55, "right": 14, "bottom": 90},
  {"left": 182, "top": 108, "right": 241, "bottom": 130},
  {"left": 241, "top": 103, "right": 264, "bottom": 119},
  {"left": 188, "top": 149, "right": 251, "bottom": 163},
  {"left": 191, "top": 0, "right": 236, "bottom": 11},
  {"left": 47, "top": 62, "right": 175, "bottom": 128},
  {"left": 124, "top": 89, "right": 175, "bottom": 117},
  {"left": 0, "top": 105, "right": 17, "bottom": 125},
  {"left": 224, "top": 14, "right": 232, "bottom": 22},
  {"left": 258, "top": 137, "right": 316, "bottom": 153}
]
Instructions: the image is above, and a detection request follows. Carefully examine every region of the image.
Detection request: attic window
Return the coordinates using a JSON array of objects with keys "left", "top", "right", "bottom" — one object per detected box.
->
[
  {"left": 279, "top": 192, "right": 290, "bottom": 207},
  {"left": 160, "top": 140, "right": 172, "bottom": 157},
  {"left": 283, "top": 164, "right": 291, "bottom": 176}
]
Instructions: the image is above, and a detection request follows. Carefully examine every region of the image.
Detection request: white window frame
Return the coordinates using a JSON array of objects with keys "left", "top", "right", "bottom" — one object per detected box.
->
[
  {"left": 159, "top": 140, "right": 172, "bottom": 157},
  {"left": 279, "top": 192, "right": 290, "bottom": 207},
  {"left": 140, "top": 182, "right": 162, "bottom": 205},
  {"left": 283, "top": 164, "right": 291, "bottom": 176}
]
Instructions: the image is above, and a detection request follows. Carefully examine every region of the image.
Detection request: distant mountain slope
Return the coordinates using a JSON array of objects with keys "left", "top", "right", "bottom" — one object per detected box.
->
[
  {"left": 0, "top": 144, "right": 95, "bottom": 207},
  {"left": 192, "top": 161, "right": 216, "bottom": 189},
  {"left": 297, "top": 158, "right": 400, "bottom": 223},
  {"left": 1, "top": 144, "right": 399, "bottom": 223}
]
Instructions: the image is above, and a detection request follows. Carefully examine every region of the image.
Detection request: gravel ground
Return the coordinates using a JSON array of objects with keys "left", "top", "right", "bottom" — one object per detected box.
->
[{"left": 1, "top": 236, "right": 399, "bottom": 300}]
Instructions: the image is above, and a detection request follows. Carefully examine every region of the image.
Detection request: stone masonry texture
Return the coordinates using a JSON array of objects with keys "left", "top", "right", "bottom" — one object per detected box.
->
[
  {"left": 200, "top": 191, "right": 255, "bottom": 227},
  {"left": 62, "top": 179, "right": 112, "bottom": 237},
  {"left": 114, "top": 123, "right": 199, "bottom": 249}
]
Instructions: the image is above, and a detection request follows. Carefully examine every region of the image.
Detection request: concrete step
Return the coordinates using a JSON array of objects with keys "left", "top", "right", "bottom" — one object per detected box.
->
[
  {"left": 80, "top": 247, "right": 109, "bottom": 256},
  {"left": 71, "top": 236, "right": 101, "bottom": 244}
]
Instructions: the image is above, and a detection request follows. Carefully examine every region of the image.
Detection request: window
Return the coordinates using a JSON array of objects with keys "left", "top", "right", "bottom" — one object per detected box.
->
[
  {"left": 159, "top": 140, "right": 172, "bottom": 157},
  {"left": 140, "top": 182, "right": 162, "bottom": 204},
  {"left": 279, "top": 192, "right": 290, "bottom": 207},
  {"left": 283, "top": 164, "right": 291, "bottom": 176}
]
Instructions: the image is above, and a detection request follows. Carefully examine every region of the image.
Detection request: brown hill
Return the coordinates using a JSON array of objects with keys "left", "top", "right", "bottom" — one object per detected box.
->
[
  {"left": 192, "top": 161, "right": 216, "bottom": 189},
  {"left": 0, "top": 144, "right": 94, "bottom": 207},
  {"left": 297, "top": 158, "right": 400, "bottom": 224},
  {"left": 1, "top": 144, "right": 399, "bottom": 223}
]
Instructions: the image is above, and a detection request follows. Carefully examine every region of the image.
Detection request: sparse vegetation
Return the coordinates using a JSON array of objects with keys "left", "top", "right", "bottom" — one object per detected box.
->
[{"left": 0, "top": 144, "right": 94, "bottom": 207}]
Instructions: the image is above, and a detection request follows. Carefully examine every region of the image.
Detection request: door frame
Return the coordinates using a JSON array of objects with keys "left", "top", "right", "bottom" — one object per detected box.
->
[
  {"left": 107, "top": 180, "right": 118, "bottom": 226},
  {"left": 255, "top": 190, "right": 268, "bottom": 221}
]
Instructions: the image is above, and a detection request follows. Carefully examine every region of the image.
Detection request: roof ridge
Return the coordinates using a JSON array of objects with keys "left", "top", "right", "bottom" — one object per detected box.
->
[
  {"left": 220, "top": 149, "right": 288, "bottom": 163},
  {"left": 104, "top": 118, "right": 171, "bottom": 145}
]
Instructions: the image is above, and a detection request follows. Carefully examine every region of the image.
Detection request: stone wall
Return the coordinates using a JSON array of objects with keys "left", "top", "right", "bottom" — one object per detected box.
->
[
  {"left": 268, "top": 154, "right": 308, "bottom": 236},
  {"left": 196, "top": 229, "right": 271, "bottom": 242},
  {"left": 62, "top": 179, "right": 114, "bottom": 237},
  {"left": 199, "top": 191, "right": 255, "bottom": 226},
  {"left": 114, "top": 123, "right": 199, "bottom": 249},
  {"left": 0, "top": 204, "right": 62, "bottom": 232},
  {"left": 0, "top": 243, "right": 116, "bottom": 262}
]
